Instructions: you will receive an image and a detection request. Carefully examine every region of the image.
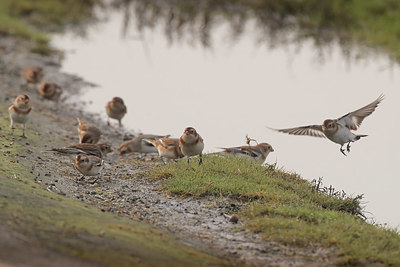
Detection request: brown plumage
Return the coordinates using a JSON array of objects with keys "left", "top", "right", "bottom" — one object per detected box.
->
[
  {"left": 21, "top": 66, "right": 43, "bottom": 83},
  {"left": 8, "top": 94, "right": 32, "bottom": 137},
  {"left": 38, "top": 82, "right": 62, "bottom": 100},
  {"left": 77, "top": 118, "right": 101, "bottom": 144},
  {"left": 144, "top": 138, "right": 184, "bottom": 159},
  {"left": 48, "top": 143, "right": 112, "bottom": 158},
  {"left": 105, "top": 97, "right": 127, "bottom": 127},
  {"left": 179, "top": 127, "right": 204, "bottom": 169},
  {"left": 119, "top": 134, "right": 170, "bottom": 156}
]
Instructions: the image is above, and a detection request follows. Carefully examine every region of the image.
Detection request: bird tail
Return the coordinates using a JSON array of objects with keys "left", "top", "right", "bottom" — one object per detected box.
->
[{"left": 355, "top": 134, "right": 368, "bottom": 140}]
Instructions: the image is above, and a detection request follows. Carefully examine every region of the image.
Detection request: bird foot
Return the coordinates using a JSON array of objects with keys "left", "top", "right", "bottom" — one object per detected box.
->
[
  {"left": 340, "top": 147, "right": 347, "bottom": 156},
  {"left": 346, "top": 142, "right": 351, "bottom": 152}
]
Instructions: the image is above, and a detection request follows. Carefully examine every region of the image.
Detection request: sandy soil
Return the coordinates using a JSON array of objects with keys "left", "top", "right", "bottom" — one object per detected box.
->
[{"left": 0, "top": 37, "right": 335, "bottom": 266}]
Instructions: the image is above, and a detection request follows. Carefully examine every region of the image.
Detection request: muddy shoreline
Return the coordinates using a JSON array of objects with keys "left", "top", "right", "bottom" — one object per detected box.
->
[{"left": 0, "top": 37, "right": 334, "bottom": 266}]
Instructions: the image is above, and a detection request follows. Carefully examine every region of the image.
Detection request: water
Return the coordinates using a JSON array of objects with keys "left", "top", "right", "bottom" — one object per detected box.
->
[{"left": 53, "top": 10, "right": 400, "bottom": 228}]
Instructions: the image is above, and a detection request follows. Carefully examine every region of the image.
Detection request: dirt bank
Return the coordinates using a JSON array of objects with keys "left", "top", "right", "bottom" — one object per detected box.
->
[{"left": 0, "top": 37, "right": 334, "bottom": 266}]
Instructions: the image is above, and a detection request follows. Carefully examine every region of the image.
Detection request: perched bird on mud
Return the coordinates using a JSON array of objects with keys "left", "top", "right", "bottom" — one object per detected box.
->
[
  {"left": 8, "top": 94, "right": 32, "bottom": 138},
  {"left": 119, "top": 134, "right": 170, "bottom": 156},
  {"left": 218, "top": 143, "right": 274, "bottom": 164},
  {"left": 74, "top": 154, "right": 104, "bottom": 182},
  {"left": 47, "top": 143, "right": 112, "bottom": 159},
  {"left": 38, "top": 82, "right": 62, "bottom": 100},
  {"left": 179, "top": 127, "right": 204, "bottom": 169},
  {"left": 105, "top": 97, "right": 127, "bottom": 127},
  {"left": 269, "top": 94, "right": 384, "bottom": 156},
  {"left": 77, "top": 118, "right": 101, "bottom": 144},
  {"left": 21, "top": 66, "right": 43, "bottom": 84},
  {"left": 144, "top": 138, "right": 184, "bottom": 160}
]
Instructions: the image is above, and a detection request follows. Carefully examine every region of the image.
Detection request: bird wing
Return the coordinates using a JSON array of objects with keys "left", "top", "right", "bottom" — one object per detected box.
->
[
  {"left": 337, "top": 94, "right": 384, "bottom": 130},
  {"left": 159, "top": 138, "right": 179, "bottom": 148},
  {"left": 220, "top": 146, "right": 260, "bottom": 158},
  {"left": 268, "top": 125, "right": 326, "bottom": 138}
]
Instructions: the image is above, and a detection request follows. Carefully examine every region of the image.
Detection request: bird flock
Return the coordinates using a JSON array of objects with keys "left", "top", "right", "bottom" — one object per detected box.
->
[{"left": 8, "top": 66, "right": 383, "bottom": 181}]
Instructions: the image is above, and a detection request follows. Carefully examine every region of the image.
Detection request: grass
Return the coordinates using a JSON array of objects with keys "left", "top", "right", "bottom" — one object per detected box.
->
[
  {"left": 0, "top": 104, "right": 228, "bottom": 266},
  {"left": 148, "top": 155, "right": 400, "bottom": 265}
]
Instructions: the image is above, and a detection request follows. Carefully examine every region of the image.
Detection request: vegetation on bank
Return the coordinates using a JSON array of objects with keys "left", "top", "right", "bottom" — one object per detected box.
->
[
  {"left": 3, "top": 0, "right": 400, "bottom": 60},
  {"left": 0, "top": 105, "right": 227, "bottom": 266},
  {"left": 149, "top": 155, "right": 400, "bottom": 265},
  {"left": 0, "top": 0, "right": 101, "bottom": 53}
]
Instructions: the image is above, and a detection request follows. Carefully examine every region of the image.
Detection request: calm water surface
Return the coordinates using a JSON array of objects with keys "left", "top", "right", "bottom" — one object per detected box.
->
[{"left": 53, "top": 11, "right": 400, "bottom": 228}]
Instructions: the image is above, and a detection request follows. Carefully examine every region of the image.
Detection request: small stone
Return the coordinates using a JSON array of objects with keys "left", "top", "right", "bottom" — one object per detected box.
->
[{"left": 229, "top": 214, "right": 239, "bottom": 223}]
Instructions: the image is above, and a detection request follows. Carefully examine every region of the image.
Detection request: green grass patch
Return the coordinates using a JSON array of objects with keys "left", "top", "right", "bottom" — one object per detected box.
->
[{"left": 148, "top": 155, "right": 400, "bottom": 265}]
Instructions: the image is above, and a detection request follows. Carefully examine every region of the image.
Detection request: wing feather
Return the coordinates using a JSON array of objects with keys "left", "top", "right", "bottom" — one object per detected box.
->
[
  {"left": 337, "top": 94, "right": 384, "bottom": 130},
  {"left": 268, "top": 125, "right": 325, "bottom": 138}
]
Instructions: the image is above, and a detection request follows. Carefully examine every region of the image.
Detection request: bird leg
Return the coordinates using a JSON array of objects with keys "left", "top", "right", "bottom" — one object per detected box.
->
[
  {"left": 340, "top": 145, "right": 347, "bottom": 156},
  {"left": 186, "top": 157, "right": 190, "bottom": 170},
  {"left": 346, "top": 142, "right": 352, "bottom": 152},
  {"left": 21, "top": 123, "right": 26, "bottom": 138},
  {"left": 199, "top": 154, "right": 203, "bottom": 166},
  {"left": 118, "top": 120, "right": 122, "bottom": 128}
]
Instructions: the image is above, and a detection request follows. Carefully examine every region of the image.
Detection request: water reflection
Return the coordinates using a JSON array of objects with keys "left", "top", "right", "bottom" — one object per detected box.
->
[
  {"left": 111, "top": 0, "right": 388, "bottom": 63},
  {"left": 53, "top": 2, "right": 400, "bottom": 228}
]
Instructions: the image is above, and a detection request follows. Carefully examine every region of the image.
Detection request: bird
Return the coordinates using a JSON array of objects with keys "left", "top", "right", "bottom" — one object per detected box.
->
[
  {"left": 8, "top": 94, "right": 32, "bottom": 138},
  {"left": 119, "top": 134, "right": 170, "bottom": 156},
  {"left": 74, "top": 154, "right": 104, "bottom": 183},
  {"left": 77, "top": 118, "right": 101, "bottom": 144},
  {"left": 218, "top": 143, "right": 274, "bottom": 164},
  {"left": 21, "top": 66, "right": 43, "bottom": 83},
  {"left": 179, "top": 127, "right": 204, "bottom": 169},
  {"left": 38, "top": 82, "right": 62, "bottom": 100},
  {"left": 269, "top": 94, "right": 384, "bottom": 156},
  {"left": 105, "top": 97, "right": 127, "bottom": 127},
  {"left": 144, "top": 138, "right": 184, "bottom": 160},
  {"left": 47, "top": 143, "right": 112, "bottom": 158}
]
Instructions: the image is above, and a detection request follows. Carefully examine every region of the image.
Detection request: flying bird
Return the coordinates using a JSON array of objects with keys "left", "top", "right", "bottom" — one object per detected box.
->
[{"left": 269, "top": 94, "right": 384, "bottom": 156}]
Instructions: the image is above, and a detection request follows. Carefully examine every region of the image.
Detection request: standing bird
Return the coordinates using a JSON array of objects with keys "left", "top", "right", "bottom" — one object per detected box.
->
[
  {"left": 38, "top": 82, "right": 62, "bottom": 100},
  {"left": 119, "top": 134, "right": 170, "bottom": 156},
  {"left": 105, "top": 97, "right": 127, "bottom": 127},
  {"left": 21, "top": 66, "right": 43, "bottom": 84},
  {"left": 8, "top": 94, "right": 32, "bottom": 138},
  {"left": 47, "top": 143, "right": 112, "bottom": 159},
  {"left": 218, "top": 143, "right": 274, "bottom": 164},
  {"left": 74, "top": 154, "right": 104, "bottom": 182},
  {"left": 144, "top": 138, "right": 184, "bottom": 160},
  {"left": 179, "top": 127, "right": 204, "bottom": 169},
  {"left": 269, "top": 94, "right": 384, "bottom": 156},
  {"left": 77, "top": 118, "right": 101, "bottom": 144}
]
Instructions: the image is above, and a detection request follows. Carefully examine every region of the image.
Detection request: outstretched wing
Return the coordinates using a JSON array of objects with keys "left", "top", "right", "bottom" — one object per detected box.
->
[
  {"left": 337, "top": 94, "right": 384, "bottom": 130},
  {"left": 268, "top": 125, "right": 326, "bottom": 138}
]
